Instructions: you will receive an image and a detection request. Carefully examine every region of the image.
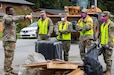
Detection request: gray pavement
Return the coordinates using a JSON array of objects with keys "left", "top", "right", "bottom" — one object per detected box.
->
[{"left": 0, "top": 39, "right": 114, "bottom": 75}]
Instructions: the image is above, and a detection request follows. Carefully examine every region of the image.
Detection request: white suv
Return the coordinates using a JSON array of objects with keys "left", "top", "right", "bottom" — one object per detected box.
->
[{"left": 20, "top": 22, "right": 37, "bottom": 38}]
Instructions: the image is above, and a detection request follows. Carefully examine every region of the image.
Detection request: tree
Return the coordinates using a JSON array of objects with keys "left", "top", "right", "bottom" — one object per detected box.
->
[
  {"left": 98, "top": 0, "right": 114, "bottom": 14},
  {"left": 26, "top": 0, "right": 71, "bottom": 9},
  {"left": 26, "top": 0, "right": 114, "bottom": 14}
]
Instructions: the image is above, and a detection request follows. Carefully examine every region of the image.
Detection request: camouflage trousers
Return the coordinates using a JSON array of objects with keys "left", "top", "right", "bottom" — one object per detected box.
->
[
  {"left": 79, "top": 39, "right": 93, "bottom": 61},
  {"left": 102, "top": 46, "right": 113, "bottom": 70},
  {"left": 62, "top": 40, "right": 71, "bottom": 61},
  {"left": 3, "top": 41, "right": 15, "bottom": 75}
]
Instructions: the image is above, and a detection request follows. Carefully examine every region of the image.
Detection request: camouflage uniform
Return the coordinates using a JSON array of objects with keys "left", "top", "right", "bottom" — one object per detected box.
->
[
  {"left": 99, "top": 14, "right": 114, "bottom": 71},
  {"left": 55, "top": 21, "right": 72, "bottom": 61},
  {"left": 2, "top": 14, "right": 25, "bottom": 75},
  {"left": 36, "top": 11, "right": 53, "bottom": 41},
  {"left": 76, "top": 15, "right": 94, "bottom": 61},
  {"left": 37, "top": 18, "right": 53, "bottom": 41}
]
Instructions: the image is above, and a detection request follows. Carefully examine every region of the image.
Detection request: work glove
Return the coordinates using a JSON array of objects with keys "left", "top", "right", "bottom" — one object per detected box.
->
[
  {"left": 82, "top": 28, "right": 86, "bottom": 32},
  {"left": 82, "top": 26, "right": 89, "bottom": 32},
  {"left": 62, "top": 31, "right": 69, "bottom": 34},
  {"left": 55, "top": 31, "right": 58, "bottom": 37},
  {"left": 101, "top": 44, "right": 110, "bottom": 49},
  {"left": 47, "top": 34, "right": 50, "bottom": 37},
  {"left": 104, "top": 45, "right": 109, "bottom": 49},
  {"left": 77, "top": 26, "right": 83, "bottom": 31},
  {"left": 98, "top": 43, "right": 102, "bottom": 48},
  {"left": 59, "top": 30, "right": 63, "bottom": 33},
  {"left": 94, "top": 39, "right": 101, "bottom": 48}
]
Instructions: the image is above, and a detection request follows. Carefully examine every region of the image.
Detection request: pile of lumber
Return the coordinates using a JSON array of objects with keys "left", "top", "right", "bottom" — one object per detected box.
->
[{"left": 23, "top": 60, "right": 84, "bottom": 75}]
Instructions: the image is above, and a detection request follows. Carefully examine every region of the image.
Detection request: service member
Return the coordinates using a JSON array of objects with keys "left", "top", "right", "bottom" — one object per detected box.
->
[
  {"left": 76, "top": 8, "right": 94, "bottom": 62},
  {"left": 36, "top": 11, "right": 53, "bottom": 41},
  {"left": 2, "top": 6, "right": 32, "bottom": 75},
  {"left": 55, "top": 13, "right": 72, "bottom": 61},
  {"left": 99, "top": 11, "right": 114, "bottom": 75}
]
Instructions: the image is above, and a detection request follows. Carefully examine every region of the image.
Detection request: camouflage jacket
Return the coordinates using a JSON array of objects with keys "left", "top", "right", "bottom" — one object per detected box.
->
[
  {"left": 76, "top": 15, "right": 94, "bottom": 41},
  {"left": 36, "top": 17, "right": 53, "bottom": 35},
  {"left": 55, "top": 21, "right": 72, "bottom": 35},
  {"left": 99, "top": 19, "right": 114, "bottom": 47},
  {"left": 2, "top": 14, "right": 25, "bottom": 42}
]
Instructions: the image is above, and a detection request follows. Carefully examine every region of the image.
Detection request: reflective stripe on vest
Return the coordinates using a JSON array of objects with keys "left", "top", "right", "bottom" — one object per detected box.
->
[
  {"left": 38, "top": 18, "right": 48, "bottom": 34},
  {"left": 57, "top": 21, "right": 71, "bottom": 40},
  {"left": 100, "top": 20, "right": 111, "bottom": 44},
  {"left": 77, "top": 17, "right": 93, "bottom": 36}
]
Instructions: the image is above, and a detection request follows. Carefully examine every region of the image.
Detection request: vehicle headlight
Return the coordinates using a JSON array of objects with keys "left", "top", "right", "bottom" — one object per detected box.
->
[{"left": 29, "top": 30, "right": 36, "bottom": 32}]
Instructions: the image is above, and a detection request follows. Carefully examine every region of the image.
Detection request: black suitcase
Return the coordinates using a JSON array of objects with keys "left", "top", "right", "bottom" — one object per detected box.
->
[{"left": 35, "top": 39, "right": 62, "bottom": 60}]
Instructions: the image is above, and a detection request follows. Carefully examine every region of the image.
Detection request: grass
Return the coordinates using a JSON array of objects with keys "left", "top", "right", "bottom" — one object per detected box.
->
[
  {"left": 0, "top": 32, "right": 21, "bottom": 40},
  {"left": 0, "top": 32, "right": 2, "bottom": 40},
  {"left": 16, "top": 33, "right": 21, "bottom": 39}
]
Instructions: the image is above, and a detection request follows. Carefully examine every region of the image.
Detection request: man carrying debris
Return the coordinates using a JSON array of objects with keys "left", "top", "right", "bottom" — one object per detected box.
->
[
  {"left": 76, "top": 8, "right": 94, "bottom": 62},
  {"left": 36, "top": 10, "right": 53, "bottom": 41},
  {"left": 2, "top": 6, "right": 32, "bottom": 75},
  {"left": 55, "top": 13, "right": 72, "bottom": 61},
  {"left": 99, "top": 11, "right": 114, "bottom": 75}
]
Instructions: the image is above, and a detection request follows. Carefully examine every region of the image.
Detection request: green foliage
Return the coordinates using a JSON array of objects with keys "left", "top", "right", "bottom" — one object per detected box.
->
[
  {"left": 98, "top": 0, "right": 114, "bottom": 14},
  {"left": 0, "top": 32, "right": 2, "bottom": 40},
  {"left": 27, "top": 0, "right": 71, "bottom": 9},
  {"left": 13, "top": 6, "right": 32, "bottom": 32},
  {"left": 27, "top": 0, "right": 40, "bottom": 10},
  {"left": 16, "top": 19, "right": 31, "bottom": 33},
  {"left": 27, "top": 0, "right": 114, "bottom": 14},
  {"left": 16, "top": 33, "right": 21, "bottom": 39}
]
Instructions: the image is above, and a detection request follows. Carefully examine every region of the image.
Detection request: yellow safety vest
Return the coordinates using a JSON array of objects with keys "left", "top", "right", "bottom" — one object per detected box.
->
[
  {"left": 77, "top": 17, "right": 93, "bottom": 36},
  {"left": 38, "top": 18, "right": 49, "bottom": 34},
  {"left": 100, "top": 20, "right": 112, "bottom": 44},
  {"left": 57, "top": 21, "right": 71, "bottom": 40}
]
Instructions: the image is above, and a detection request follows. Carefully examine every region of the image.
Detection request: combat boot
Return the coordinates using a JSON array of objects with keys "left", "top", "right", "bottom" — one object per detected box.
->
[{"left": 105, "top": 70, "right": 111, "bottom": 75}]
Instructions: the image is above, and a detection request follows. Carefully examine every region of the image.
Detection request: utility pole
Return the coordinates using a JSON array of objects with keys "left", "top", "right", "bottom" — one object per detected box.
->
[{"left": 94, "top": 0, "right": 97, "bottom": 6}]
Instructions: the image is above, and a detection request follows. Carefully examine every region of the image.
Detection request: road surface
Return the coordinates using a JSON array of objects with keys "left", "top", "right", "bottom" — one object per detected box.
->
[{"left": 0, "top": 38, "right": 114, "bottom": 75}]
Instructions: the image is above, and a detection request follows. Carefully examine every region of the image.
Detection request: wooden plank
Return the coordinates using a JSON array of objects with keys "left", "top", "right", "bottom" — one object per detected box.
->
[
  {"left": 22, "top": 60, "right": 83, "bottom": 69},
  {"left": 48, "top": 60, "right": 84, "bottom": 67},
  {"left": 47, "top": 63, "right": 78, "bottom": 69},
  {"left": 67, "top": 68, "right": 84, "bottom": 75},
  {"left": 22, "top": 62, "right": 48, "bottom": 68}
]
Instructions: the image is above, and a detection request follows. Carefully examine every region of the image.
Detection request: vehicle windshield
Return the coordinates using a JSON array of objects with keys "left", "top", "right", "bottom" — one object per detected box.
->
[
  {"left": 71, "top": 0, "right": 88, "bottom": 8},
  {"left": 28, "top": 22, "right": 37, "bottom": 27},
  {"left": 77, "top": 0, "right": 88, "bottom": 8}
]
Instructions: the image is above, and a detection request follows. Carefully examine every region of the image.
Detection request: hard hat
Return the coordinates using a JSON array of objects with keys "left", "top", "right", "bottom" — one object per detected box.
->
[
  {"left": 81, "top": 8, "right": 88, "bottom": 13},
  {"left": 102, "top": 11, "right": 110, "bottom": 17}
]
